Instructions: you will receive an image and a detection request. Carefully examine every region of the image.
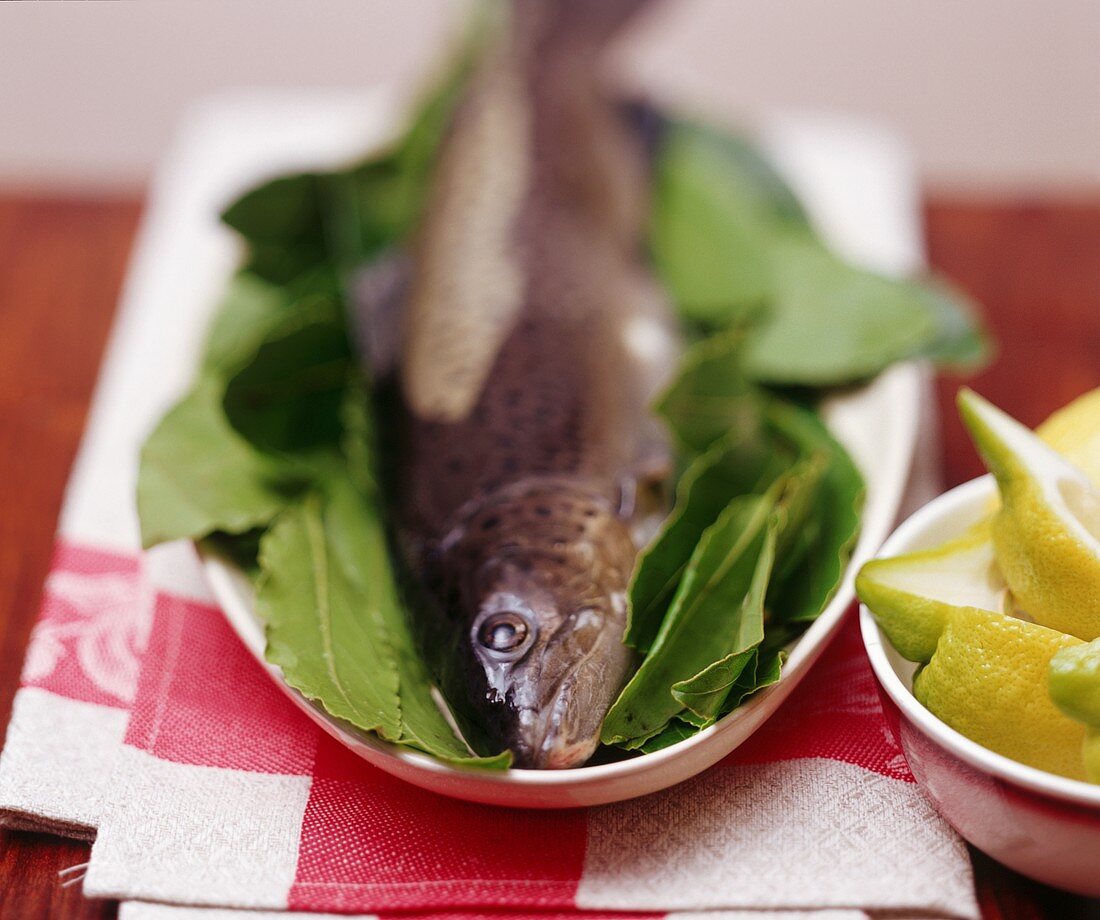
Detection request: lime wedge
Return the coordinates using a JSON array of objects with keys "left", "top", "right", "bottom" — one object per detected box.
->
[{"left": 1050, "top": 640, "right": 1100, "bottom": 783}]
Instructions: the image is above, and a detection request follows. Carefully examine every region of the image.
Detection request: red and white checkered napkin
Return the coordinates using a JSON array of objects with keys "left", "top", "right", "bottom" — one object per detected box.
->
[
  {"left": 0, "top": 95, "right": 980, "bottom": 920},
  {"left": 0, "top": 536, "right": 978, "bottom": 919}
]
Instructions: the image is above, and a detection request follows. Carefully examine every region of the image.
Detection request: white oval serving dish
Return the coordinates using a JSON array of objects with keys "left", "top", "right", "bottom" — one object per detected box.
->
[{"left": 201, "top": 359, "right": 924, "bottom": 808}]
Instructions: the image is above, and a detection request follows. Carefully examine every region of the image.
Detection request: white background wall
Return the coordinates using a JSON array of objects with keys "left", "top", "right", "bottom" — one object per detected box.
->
[{"left": 3, "top": 0, "right": 1098, "bottom": 192}]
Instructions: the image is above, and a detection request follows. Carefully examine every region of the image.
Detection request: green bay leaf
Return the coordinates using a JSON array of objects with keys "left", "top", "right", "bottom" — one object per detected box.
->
[
  {"left": 222, "top": 173, "right": 327, "bottom": 247},
  {"left": 260, "top": 474, "right": 509, "bottom": 767},
  {"left": 604, "top": 493, "right": 775, "bottom": 746},
  {"left": 765, "top": 399, "right": 865, "bottom": 623},
  {"left": 636, "top": 718, "right": 700, "bottom": 754},
  {"left": 648, "top": 122, "right": 807, "bottom": 327},
  {"left": 744, "top": 235, "right": 938, "bottom": 385},
  {"left": 671, "top": 516, "right": 776, "bottom": 724},
  {"left": 723, "top": 646, "right": 785, "bottom": 715},
  {"left": 912, "top": 276, "right": 993, "bottom": 371},
  {"left": 654, "top": 329, "right": 762, "bottom": 454},
  {"left": 136, "top": 377, "right": 299, "bottom": 548},
  {"left": 200, "top": 271, "right": 295, "bottom": 377},
  {"left": 649, "top": 119, "right": 990, "bottom": 385},
  {"left": 260, "top": 486, "right": 402, "bottom": 741},
  {"left": 222, "top": 308, "right": 352, "bottom": 458},
  {"left": 626, "top": 430, "right": 790, "bottom": 653}
]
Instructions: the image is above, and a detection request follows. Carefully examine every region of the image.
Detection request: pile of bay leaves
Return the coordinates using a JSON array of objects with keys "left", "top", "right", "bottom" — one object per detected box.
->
[{"left": 137, "top": 65, "right": 987, "bottom": 767}]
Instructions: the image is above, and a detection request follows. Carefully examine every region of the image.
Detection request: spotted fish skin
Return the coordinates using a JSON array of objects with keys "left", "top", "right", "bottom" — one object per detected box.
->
[{"left": 380, "top": 0, "right": 676, "bottom": 768}]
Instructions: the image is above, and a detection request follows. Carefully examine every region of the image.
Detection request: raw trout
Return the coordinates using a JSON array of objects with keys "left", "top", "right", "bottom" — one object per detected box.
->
[{"left": 363, "top": 0, "right": 677, "bottom": 768}]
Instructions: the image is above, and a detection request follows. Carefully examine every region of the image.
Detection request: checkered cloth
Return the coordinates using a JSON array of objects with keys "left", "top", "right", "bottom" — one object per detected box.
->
[{"left": 0, "top": 94, "right": 979, "bottom": 919}]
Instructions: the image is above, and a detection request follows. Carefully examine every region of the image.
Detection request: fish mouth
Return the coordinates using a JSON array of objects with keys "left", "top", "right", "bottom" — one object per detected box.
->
[
  {"left": 509, "top": 669, "right": 603, "bottom": 769},
  {"left": 529, "top": 736, "right": 598, "bottom": 770},
  {"left": 512, "top": 703, "right": 600, "bottom": 769},
  {"left": 467, "top": 648, "right": 602, "bottom": 768}
]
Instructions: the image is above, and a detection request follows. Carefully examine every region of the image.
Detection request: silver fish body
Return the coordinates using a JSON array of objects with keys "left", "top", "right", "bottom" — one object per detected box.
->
[{"left": 371, "top": 0, "right": 677, "bottom": 768}]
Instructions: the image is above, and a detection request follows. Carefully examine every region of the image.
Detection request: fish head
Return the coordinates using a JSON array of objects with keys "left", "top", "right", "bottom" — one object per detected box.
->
[{"left": 445, "top": 485, "right": 637, "bottom": 768}]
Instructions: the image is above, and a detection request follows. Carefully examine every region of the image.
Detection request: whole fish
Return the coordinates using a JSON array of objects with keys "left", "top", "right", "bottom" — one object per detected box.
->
[{"left": 361, "top": 0, "right": 677, "bottom": 768}]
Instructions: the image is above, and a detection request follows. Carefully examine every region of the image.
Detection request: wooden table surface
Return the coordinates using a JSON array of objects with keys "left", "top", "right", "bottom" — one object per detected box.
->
[{"left": 1, "top": 192, "right": 1099, "bottom": 918}]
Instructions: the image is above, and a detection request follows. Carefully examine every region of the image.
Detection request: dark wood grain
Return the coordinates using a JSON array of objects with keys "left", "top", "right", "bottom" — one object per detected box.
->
[
  {"left": 0, "top": 832, "right": 108, "bottom": 920},
  {"left": 0, "top": 195, "right": 141, "bottom": 920},
  {"left": 0, "top": 192, "right": 1098, "bottom": 917},
  {"left": 926, "top": 197, "right": 1100, "bottom": 488},
  {"left": 923, "top": 197, "right": 1100, "bottom": 920}
]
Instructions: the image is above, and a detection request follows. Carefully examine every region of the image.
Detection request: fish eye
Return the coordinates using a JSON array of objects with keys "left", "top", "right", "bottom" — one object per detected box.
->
[{"left": 475, "top": 610, "right": 532, "bottom": 656}]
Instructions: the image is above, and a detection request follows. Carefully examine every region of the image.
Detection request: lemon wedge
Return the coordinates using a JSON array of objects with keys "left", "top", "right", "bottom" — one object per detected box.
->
[
  {"left": 1036, "top": 387, "right": 1100, "bottom": 486},
  {"left": 916, "top": 607, "right": 1086, "bottom": 779},
  {"left": 1050, "top": 640, "right": 1100, "bottom": 783},
  {"left": 856, "top": 519, "right": 1004, "bottom": 661},
  {"left": 857, "top": 387, "right": 1100, "bottom": 782},
  {"left": 858, "top": 527, "right": 1089, "bottom": 780},
  {"left": 958, "top": 388, "right": 1100, "bottom": 641}
]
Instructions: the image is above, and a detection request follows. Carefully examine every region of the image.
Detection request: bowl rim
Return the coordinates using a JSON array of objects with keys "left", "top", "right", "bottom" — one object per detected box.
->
[{"left": 859, "top": 474, "right": 1100, "bottom": 808}]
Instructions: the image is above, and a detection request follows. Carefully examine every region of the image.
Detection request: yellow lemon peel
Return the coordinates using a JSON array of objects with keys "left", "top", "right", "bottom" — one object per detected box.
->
[
  {"left": 858, "top": 386, "right": 1100, "bottom": 783},
  {"left": 959, "top": 388, "right": 1100, "bottom": 642}
]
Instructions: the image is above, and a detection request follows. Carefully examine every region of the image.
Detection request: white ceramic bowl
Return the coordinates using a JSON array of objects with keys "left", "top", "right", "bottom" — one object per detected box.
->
[
  {"left": 200, "top": 361, "right": 925, "bottom": 808},
  {"left": 860, "top": 475, "right": 1100, "bottom": 896}
]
